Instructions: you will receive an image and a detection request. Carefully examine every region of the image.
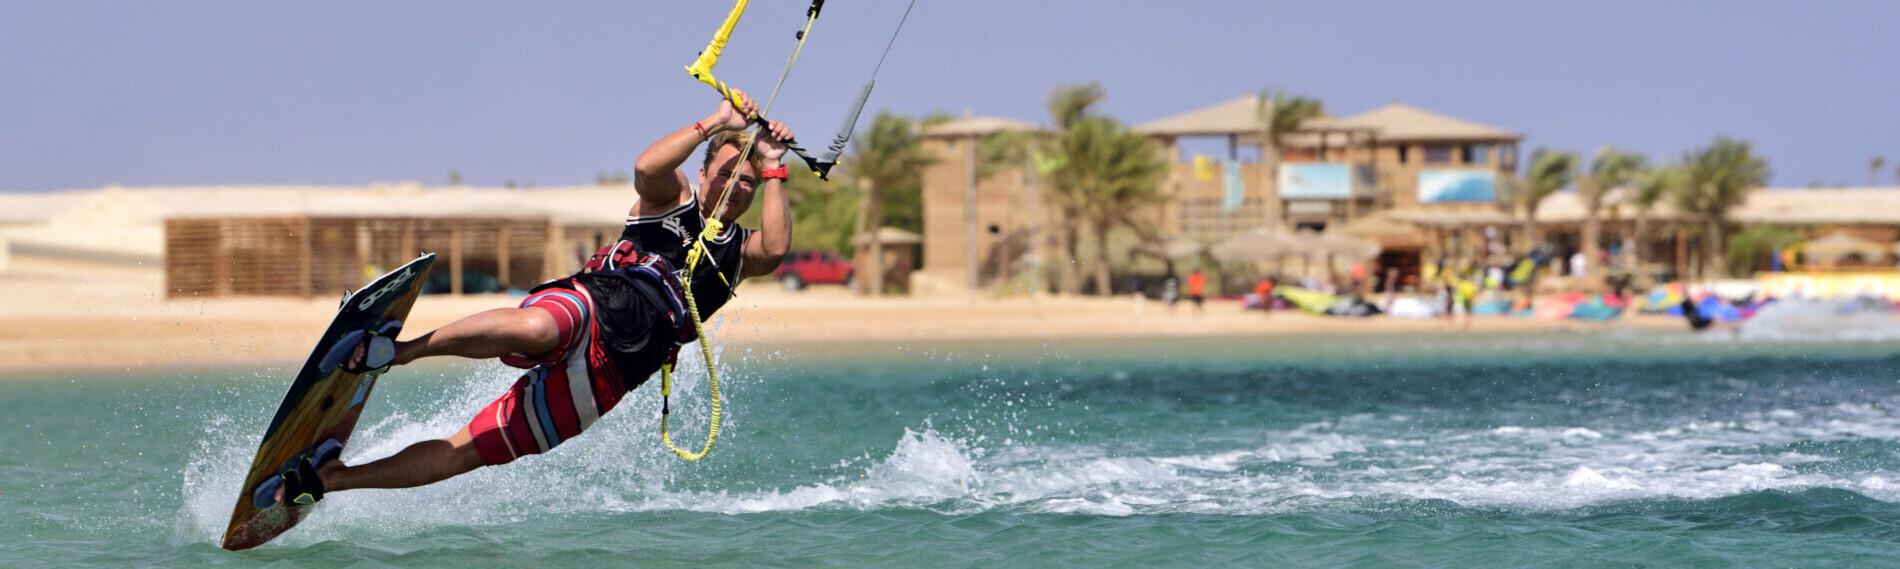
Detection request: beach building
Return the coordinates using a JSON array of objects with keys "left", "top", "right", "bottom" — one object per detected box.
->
[
  {"left": 914, "top": 95, "right": 1900, "bottom": 295},
  {"left": 916, "top": 98, "right": 1523, "bottom": 292},
  {"left": 0, "top": 185, "right": 647, "bottom": 298},
  {"left": 165, "top": 215, "right": 555, "bottom": 298},
  {"left": 916, "top": 116, "right": 1052, "bottom": 293},
  {"left": 1529, "top": 187, "right": 1900, "bottom": 276},
  {"left": 1134, "top": 98, "right": 1521, "bottom": 286},
  {"left": 1133, "top": 98, "right": 1521, "bottom": 241}
]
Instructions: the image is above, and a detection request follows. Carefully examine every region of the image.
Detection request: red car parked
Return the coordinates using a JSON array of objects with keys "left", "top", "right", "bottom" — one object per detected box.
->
[{"left": 773, "top": 250, "right": 853, "bottom": 290}]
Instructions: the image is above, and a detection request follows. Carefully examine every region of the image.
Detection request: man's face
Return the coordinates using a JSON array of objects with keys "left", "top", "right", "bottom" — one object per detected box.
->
[{"left": 698, "top": 143, "right": 758, "bottom": 224}]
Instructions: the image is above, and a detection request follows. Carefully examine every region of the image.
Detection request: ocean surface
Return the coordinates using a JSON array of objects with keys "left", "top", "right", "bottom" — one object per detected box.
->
[{"left": 8, "top": 322, "right": 1900, "bottom": 567}]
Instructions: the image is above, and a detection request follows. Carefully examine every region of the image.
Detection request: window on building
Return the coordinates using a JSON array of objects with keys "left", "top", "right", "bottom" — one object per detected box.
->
[
  {"left": 1397, "top": 145, "right": 1409, "bottom": 164},
  {"left": 1423, "top": 144, "right": 1454, "bottom": 164},
  {"left": 1463, "top": 144, "right": 1489, "bottom": 165}
]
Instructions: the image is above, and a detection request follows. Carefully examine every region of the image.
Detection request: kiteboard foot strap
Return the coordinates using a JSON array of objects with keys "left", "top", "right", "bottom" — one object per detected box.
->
[
  {"left": 321, "top": 320, "right": 403, "bottom": 375},
  {"left": 251, "top": 438, "right": 343, "bottom": 509}
]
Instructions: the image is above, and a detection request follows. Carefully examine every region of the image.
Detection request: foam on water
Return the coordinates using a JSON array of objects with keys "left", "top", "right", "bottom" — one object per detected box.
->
[
  {"left": 175, "top": 335, "right": 747, "bottom": 546},
  {"left": 1736, "top": 298, "right": 1900, "bottom": 342},
  {"left": 191, "top": 397, "right": 1900, "bottom": 540}
]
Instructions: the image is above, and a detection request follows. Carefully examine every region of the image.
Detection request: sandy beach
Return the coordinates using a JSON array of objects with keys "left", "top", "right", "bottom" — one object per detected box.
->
[{"left": 0, "top": 256, "right": 1680, "bottom": 373}]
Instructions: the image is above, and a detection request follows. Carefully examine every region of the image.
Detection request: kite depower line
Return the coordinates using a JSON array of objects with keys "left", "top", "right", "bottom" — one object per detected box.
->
[{"left": 659, "top": 0, "right": 921, "bottom": 462}]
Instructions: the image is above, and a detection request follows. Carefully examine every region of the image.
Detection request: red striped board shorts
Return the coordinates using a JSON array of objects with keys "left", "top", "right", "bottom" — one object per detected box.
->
[{"left": 466, "top": 281, "right": 630, "bottom": 467}]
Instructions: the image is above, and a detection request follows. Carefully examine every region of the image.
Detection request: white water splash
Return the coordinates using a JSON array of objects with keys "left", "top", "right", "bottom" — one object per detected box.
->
[
  {"left": 173, "top": 331, "right": 746, "bottom": 547},
  {"left": 1736, "top": 298, "right": 1900, "bottom": 342}
]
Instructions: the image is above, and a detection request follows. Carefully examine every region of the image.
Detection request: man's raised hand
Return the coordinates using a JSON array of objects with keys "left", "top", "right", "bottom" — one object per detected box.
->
[
  {"left": 757, "top": 121, "right": 794, "bottom": 164},
  {"left": 704, "top": 88, "right": 755, "bottom": 135}
]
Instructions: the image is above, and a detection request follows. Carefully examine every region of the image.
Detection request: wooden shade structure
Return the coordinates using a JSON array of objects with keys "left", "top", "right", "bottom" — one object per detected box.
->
[{"left": 165, "top": 215, "right": 556, "bottom": 298}]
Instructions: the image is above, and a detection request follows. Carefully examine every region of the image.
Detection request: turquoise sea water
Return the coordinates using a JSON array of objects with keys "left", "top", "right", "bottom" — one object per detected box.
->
[{"left": 7, "top": 329, "right": 1900, "bottom": 567}]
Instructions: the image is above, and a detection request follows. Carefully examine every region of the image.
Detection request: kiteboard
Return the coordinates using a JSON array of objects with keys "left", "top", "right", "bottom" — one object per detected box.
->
[{"left": 221, "top": 253, "right": 435, "bottom": 550}]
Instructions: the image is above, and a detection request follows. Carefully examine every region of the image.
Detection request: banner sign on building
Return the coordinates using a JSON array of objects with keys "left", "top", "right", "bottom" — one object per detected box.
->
[
  {"left": 1279, "top": 163, "right": 1371, "bottom": 200},
  {"left": 1222, "top": 159, "right": 1244, "bottom": 210},
  {"left": 1418, "top": 169, "right": 1497, "bottom": 203}
]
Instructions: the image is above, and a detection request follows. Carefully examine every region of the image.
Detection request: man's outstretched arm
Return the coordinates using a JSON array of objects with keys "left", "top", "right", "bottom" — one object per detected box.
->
[{"left": 632, "top": 90, "right": 756, "bottom": 208}]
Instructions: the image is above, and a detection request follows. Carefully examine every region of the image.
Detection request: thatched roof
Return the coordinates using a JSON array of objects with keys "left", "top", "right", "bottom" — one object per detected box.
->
[
  {"left": 1135, "top": 237, "right": 1205, "bottom": 260},
  {"left": 0, "top": 185, "right": 645, "bottom": 260},
  {"left": 1209, "top": 228, "right": 1378, "bottom": 262},
  {"left": 1537, "top": 187, "right": 1900, "bottom": 225},
  {"left": 1801, "top": 229, "right": 1888, "bottom": 265},
  {"left": 1133, "top": 97, "right": 1518, "bottom": 145},
  {"left": 1385, "top": 207, "right": 1516, "bottom": 226},
  {"left": 1338, "top": 212, "right": 1428, "bottom": 248},
  {"left": 1210, "top": 229, "right": 1300, "bottom": 262},
  {"left": 1328, "top": 103, "right": 1518, "bottom": 142},
  {"left": 1738, "top": 188, "right": 1900, "bottom": 225},
  {"left": 1131, "top": 95, "right": 1260, "bottom": 137}
]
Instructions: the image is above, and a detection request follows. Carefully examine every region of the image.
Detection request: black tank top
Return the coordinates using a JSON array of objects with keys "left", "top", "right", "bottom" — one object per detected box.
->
[{"left": 619, "top": 196, "right": 749, "bottom": 318}]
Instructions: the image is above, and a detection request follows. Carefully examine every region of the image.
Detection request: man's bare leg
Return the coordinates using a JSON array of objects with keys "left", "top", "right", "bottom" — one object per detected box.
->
[
  {"left": 392, "top": 307, "right": 559, "bottom": 366},
  {"left": 286, "top": 307, "right": 557, "bottom": 501},
  {"left": 316, "top": 427, "right": 484, "bottom": 493}
]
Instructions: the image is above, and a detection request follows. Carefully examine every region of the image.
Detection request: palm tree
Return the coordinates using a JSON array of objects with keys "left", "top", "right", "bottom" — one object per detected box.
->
[
  {"left": 1672, "top": 137, "right": 1770, "bottom": 278},
  {"left": 1032, "top": 84, "right": 1169, "bottom": 295},
  {"left": 1035, "top": 83, "right": 1107, "bottom": 294},
  {"left": 1873, "top": 156, "right": 1887, "bottom": 187},
  {"left": 1048, "top": 84, "right": 1103, "bottom": 133},
  {"left": 1577, "top": 147, "right": 1647, "bottom": 280},
  {"left": 1503, "top": 149, "right": 1578, "bottom": 253},
  {"left": 1047, "top": 115, "right": 1168, "bottom": 294},
  {"left": 1623, "top": 164, "right": 1681, "bottom": 275},
  {"left": 1256, "top": 91, "right": 1324, "bottom": 225},
  {"left": 966, "top": 86, "right": 1127, "bottom": 295},
  {"left": 847, "top": 112, "right": 935, "bottom": 295}
]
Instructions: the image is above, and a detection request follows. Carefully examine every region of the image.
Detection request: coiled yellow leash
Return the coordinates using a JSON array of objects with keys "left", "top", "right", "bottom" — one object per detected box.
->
[
  {"left": 662, "top": 0, "right": 916, "bottom": 461},
  {"left": 657, "top": 226, "right": 727, "bottom": 461},
  {"left": 660, "top": 0, "right": 821, "bottom": 462}
]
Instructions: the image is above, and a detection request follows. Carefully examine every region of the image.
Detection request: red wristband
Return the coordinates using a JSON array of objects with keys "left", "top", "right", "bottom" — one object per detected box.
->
[
  {"left": 692, "top": 121, "right": 709, "bottom": 141},
  {"left": 760, "top": 165, "right": 789, "bottom": 180}
]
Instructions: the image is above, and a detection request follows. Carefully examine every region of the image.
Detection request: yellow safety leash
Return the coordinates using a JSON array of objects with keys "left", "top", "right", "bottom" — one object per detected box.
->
[
  {"left": 660, "top": 0, "right": 823, "bottom": 462},
  {"left": 661, "top": 0, "right": 917, "bottom": 460}
]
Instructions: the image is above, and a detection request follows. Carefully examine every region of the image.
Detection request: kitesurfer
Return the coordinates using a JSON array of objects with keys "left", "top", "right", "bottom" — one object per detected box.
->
[{"left": 265, "top": 91, "right": 794, "bottom": 505}]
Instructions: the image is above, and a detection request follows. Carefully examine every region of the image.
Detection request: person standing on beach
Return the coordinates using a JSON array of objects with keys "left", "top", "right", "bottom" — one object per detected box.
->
[
  {"left": 263, "top": 91, "right": 798, "bottom": 506},
  {"left": 1162, "top": 272, "right": 1182, "bottom": 313}
]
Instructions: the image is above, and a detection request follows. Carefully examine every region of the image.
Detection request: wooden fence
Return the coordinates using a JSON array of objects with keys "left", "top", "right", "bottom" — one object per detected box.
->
[{"left": 165, "top": 216, "right": 558, "bottom": 298}]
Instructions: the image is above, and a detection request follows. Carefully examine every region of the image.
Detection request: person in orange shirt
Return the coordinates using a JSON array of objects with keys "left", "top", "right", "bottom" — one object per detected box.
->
[
  {"left": 1185, "top": 270, "right": 1207, "bottom": 314},
  {"left": 1253, "top": 276, "right": 1276, "bottom": 313}
]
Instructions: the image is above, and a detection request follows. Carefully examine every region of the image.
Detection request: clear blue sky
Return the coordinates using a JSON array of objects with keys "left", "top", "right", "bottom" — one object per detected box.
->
[{"left": 3, "top": 0, "right": 1896, "bottom": 192}]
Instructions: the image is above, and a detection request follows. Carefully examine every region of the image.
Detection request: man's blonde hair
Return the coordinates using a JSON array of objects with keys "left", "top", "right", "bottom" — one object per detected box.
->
[{"left": 700, "top": 130, "right": 765, "bottom": 173}]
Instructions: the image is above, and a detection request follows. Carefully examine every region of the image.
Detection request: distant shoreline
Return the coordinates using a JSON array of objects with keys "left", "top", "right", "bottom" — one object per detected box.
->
[{"left": 0, "top": 268, "right": 1692, "bottom": 375}]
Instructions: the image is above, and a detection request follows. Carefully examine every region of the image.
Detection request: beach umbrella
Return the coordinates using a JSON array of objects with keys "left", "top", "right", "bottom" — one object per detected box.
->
[
  {"left": 1305, "top": 229, "right": 1381, "bottom": 261},
  {"left": 1137, "top": 238, "right": 1205, "bottom": 260},
  {"left": 1801, "top": 230, "right": 1885, "bottom": 267},
  {"left": 1211, "top": 229, "right": 1299, "bottom": 262}
]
